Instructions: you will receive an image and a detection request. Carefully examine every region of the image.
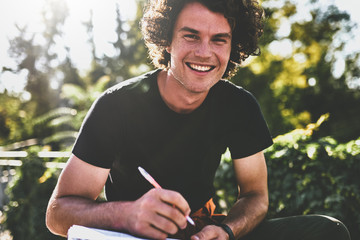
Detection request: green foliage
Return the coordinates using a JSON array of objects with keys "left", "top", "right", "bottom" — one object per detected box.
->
[
  {"left": 265, "top": 121, "right": 360, "bottom": 239},
  {"left": 3, "top": 146, "right": 62, "bottom": 240},
  {"left": 214, "top": 150, "right": 237, "bottom": 214},
  {"left": 214, "top": 115, "right": 360, "bottom": 239},
  {"left": 232, "top": 0, "right": 360, "bottom": 142},
  {"left": 32, "top": 107, "right": 78, "bottom": 146},
  {"left": 0, "top": 93, "right": 36, "bottom": 145}
]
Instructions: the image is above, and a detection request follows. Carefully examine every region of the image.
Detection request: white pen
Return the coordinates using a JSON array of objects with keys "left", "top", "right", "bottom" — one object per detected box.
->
[{"left": 138, "top": 166, "right": 195, "bottom": 226}]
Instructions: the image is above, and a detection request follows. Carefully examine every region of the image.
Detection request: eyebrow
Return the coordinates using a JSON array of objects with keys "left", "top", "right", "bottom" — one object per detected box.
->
[{"left": 179, "top": 26, "right": 232, "bottom": 39}]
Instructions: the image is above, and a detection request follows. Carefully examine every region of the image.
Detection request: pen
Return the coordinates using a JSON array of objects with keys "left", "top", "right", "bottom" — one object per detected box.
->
[{"left": 138, "top": 166, "right": 195, "bottom": 226}]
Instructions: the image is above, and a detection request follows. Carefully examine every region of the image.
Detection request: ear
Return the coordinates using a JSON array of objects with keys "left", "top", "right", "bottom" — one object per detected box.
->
[{"left": 166, "top": 46, "right": 171, "bottom": 53}]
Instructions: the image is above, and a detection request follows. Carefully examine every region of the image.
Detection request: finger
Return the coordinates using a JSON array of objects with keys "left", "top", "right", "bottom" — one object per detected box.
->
[
  {"left": 139, "top": 224, "right": 169, "bottom": 240},
  {"left": 157, "top": 189, "right": 191, "bottom": 216},
  {"left": 191, "top": 225, "right": 220, "bottom": 240},
  {"left": 155, "top": 201, "right": 188, "bottom": 230},
  {"left": 150, "top": 211, "right": 180, "bottom": 235},
  {"left": 138, "top": 189, "right": 187, "bottom": 231},
  {"left": 127, "top": 213, "right": 168, "bottom": 240}
]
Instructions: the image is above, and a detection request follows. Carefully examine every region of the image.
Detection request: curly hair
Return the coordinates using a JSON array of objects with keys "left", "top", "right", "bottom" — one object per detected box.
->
[{"left": 141, "top": 0, "right": 264, "bottom": 79}]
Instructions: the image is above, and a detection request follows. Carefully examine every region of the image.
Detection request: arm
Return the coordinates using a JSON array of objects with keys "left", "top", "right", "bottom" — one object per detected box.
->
[
  {"left": 46, "top": 155, "right": 190, "bottom": 239},
  {"left": 191, "top": 151, "right": 268, "bottom": 240}
]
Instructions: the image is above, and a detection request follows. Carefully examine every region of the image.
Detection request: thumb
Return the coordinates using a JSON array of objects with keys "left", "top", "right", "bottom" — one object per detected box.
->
[
  {"left": 191, "top": 235, "right": 200, "bottom": 240},
  {"left": 191, "top": 231, "right": 206, "bottom": 240}
]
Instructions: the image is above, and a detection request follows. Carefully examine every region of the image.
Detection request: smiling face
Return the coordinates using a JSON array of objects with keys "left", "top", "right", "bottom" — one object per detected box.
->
[{"left": 166, "top": 2, "right": 232, "bottom": 94}]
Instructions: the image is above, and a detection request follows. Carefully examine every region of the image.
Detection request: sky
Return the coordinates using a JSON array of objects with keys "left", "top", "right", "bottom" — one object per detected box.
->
[
  {"left": 0, "top": 0, "right": 137, "bottom": 95},
  {"left": 0, "top": 0, "right": 359, "bottom": 95}
]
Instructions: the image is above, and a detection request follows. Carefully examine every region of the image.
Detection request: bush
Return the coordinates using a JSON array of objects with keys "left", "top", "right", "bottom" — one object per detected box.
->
[
  {"left": 214, "top": 150, "right": 237, "bottom": 214},
  {"left": 3, "top": 146, "right": 63, "bottom": 240},
  {"left": 214, "top": 116, "right": 360, "bottom": 239}
]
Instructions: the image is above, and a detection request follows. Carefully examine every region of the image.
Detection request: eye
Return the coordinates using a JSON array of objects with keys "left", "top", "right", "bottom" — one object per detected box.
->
[
  {"left": 184, "top": 34, "right": 199, "bottom": 41},
  {"left": 213, "top": 38, "right": 228, "bottom": 44}
]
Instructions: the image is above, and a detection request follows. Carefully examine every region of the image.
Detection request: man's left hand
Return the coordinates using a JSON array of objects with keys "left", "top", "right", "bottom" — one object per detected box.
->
[{"left": 190, "top": 225, "right": 229, "bottom": 240}]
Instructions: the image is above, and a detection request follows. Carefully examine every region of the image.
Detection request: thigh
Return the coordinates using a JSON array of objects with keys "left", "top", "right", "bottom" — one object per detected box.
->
[{"left": 241, "top": 215, "right": 351, "bottom": 240}]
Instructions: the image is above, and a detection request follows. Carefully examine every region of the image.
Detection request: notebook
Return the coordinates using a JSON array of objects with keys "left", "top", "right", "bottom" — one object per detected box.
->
[{"left": 67, "top": 225, "right": 178, "bottom": 240}]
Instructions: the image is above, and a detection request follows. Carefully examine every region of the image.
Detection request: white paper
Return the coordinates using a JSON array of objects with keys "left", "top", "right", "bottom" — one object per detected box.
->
[{"left": 68, "top": 225, "right": 178, "bottom": 240}]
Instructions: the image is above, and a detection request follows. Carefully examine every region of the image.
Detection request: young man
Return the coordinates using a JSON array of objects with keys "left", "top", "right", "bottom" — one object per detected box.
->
[{"left": 46, "top": 0, "right": 351, "bottom": 239}]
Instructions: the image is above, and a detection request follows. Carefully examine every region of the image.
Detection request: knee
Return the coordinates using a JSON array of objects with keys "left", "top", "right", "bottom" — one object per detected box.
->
[{"left": 316, "top": 215, "right": 351, "bottom": 240}]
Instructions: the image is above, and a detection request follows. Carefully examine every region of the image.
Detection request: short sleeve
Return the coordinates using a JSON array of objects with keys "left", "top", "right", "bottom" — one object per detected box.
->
[
  {"left": 227, "top": 90, "right": 273, "bottom": 159},
  {"left": 72, "top": 93, "right": 119, "bottom": 168}
]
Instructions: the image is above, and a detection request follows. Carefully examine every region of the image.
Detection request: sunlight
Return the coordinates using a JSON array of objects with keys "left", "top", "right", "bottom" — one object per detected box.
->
[
  {"left": 61, "top": 0, "right": 138, "bottom": 73},
  {"left": 0, "top": 1, "right": 46, "bottom": 96},
  {"left": 0, "top": 0, "right": 136, "bottom": 77},
  {"left": 268, "top": 39, "right": 293, "bottom": 58},
  {"left": 0, "top": 0, "right": 138, "bottom": 90},
  {"left": 0, "top": 0, "right": 44, "bottom": 75},
  {"left": 0, "top": 0, "right": 45, "bottom": 36}
]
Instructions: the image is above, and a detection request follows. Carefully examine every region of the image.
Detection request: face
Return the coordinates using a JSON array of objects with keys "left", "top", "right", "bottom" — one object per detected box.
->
[{"left": 166, "top": 2, "right": 232, "bottom": 93}]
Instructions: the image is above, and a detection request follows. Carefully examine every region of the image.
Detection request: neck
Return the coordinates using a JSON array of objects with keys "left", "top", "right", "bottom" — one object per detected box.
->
[{"left": 157, "top": 70, "right": 208, "bottom": 114}]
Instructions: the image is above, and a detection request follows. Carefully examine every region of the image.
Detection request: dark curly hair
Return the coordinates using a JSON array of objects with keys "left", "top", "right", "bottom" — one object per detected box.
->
[{"left": 141, "top": 0, "right": 264, "bottom": 79}]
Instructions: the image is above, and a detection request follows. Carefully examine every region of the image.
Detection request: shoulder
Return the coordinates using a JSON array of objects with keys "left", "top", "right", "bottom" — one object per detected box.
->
[
  {"left": 211, "top": 80, "right": 258, "bottom": 106},
  {"left": 104, "top": 69, "right": 159, "bottom": 97},
  {"left": 87, "top": 70, "right": 159, "bottom": 115}
]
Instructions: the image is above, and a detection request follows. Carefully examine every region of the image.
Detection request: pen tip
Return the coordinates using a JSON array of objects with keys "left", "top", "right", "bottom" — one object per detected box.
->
[{"left": 187, "top": 216, "right": 195, "bottom": 226}]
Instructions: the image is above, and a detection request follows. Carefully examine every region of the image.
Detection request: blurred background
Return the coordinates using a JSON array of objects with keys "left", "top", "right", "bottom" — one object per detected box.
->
[{"left": 0, "top": 0, "right": 359, "bottom": 239}]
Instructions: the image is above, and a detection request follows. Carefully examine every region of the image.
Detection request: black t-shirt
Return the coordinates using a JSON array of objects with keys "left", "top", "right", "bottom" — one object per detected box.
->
[{"left": 72, "top": 70, "right": 273, "bottom": 212}]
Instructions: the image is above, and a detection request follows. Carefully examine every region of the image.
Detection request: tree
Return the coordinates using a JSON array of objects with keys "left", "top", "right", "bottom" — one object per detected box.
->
[
  {"left": 99, "top": 0, "right": 151, "bottom": 84},
  {"left": 231, "top": 0, "right": 360, "bottom": 142},
  {"left": 6, "top": 0, "right": 69, "bottom": 116}
]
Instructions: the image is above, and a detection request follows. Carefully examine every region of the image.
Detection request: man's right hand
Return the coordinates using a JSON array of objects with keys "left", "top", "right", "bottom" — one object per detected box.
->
[{"left": 123, "top": 188, "right": 191, "bottom": 239}]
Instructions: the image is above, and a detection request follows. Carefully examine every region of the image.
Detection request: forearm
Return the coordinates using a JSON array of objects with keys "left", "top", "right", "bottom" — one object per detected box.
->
[
  {"left": 223, "top": 191, "right": 268, "bottom": 239},
  {"left": 46, "top": 195, "right": 130, "bottom": 237}
]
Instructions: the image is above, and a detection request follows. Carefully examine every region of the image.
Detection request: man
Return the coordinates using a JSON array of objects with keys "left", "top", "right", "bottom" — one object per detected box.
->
[{"left": 46, "top": 0, "right": 351, "bottom": 239}]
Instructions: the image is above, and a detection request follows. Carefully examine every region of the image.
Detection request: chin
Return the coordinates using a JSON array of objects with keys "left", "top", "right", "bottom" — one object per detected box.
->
[{"left": 185, "top": 83, "right": 213, "bottom": 93}]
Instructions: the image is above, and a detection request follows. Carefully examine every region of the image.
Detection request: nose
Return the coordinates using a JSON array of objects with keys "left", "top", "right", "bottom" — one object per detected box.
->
[{"left": 194, "top": 41, "right": 212, "bottom": 58}]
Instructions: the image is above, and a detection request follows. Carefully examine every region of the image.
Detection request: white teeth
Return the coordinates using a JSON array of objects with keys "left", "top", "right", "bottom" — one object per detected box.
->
[{"left": 189, "top": 64, "right": 212, "bottom": 72}]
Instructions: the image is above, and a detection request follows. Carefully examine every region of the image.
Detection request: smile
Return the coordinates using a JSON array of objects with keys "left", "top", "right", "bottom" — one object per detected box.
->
[{"left": 186, "top": 63, "right": 215, "bottom": 72}]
